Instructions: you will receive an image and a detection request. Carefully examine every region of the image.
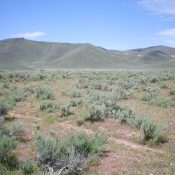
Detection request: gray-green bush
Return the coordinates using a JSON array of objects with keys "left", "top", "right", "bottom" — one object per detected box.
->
[
  {"left": 9, "top": 122, "right": 26, "bottom": 141},
  {"left": 39, "top": 100, "right": 57, "bottom": 113},
  {"left": 140, "top": 118, "right": 167, "bottom": 144},
  {"left": 84, "top": 92, "right": 119, "bottom": 121},
  {"left": 150, "top": 96, "right": 171, "bottom": 108},
  {"left": 58, "top": 102, "right": 71, "bottom": 117},
  {"left": 20, "top": 160, "right": 35, "bottom": 175},
  {"left": 25, "top": 86, "right": 54, "bottom": 100},
  {"left": 35, "top": 131, "right": 108, "bottom": 174}
]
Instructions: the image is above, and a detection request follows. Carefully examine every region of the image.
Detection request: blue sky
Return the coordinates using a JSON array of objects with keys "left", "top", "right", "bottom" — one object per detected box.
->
[{"left": 1, "top": 0, "right": 175, "bottom": 50}]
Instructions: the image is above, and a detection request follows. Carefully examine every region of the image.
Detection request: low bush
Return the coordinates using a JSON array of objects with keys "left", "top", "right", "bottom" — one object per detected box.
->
[
  {"left": 0, "top": 135, "right": 18, "bottom": 163},
  {"left": 25, "top": 86, "right": 54, "bottom": 100},
  {"left": 20, "top": 160, "right": 35, "bottom": 175},
  {"left": 159, "top": 83, "right": 168, "bottom": 89},
  {"left": 76, "top": 111, "right": 91, "bottom": 126},
  {"left": 70, "top": 98, "right": 82, "bottom": 107},
  {"left": 0, "top": 102, "right": 12, "bottom": 115},
  {"left": 115, "top": 106, "right": 134, "bottom": 124},
  {"left": 2, "top": 153, "right": 19, "bottom": 170},
  {"left": 140, "top": 118, "right": 167, "bottom": 144},
  {"left": 58, "top": 102, "right": 71, "bottom": 117},
  {"left": 170, "top": 89, "right": 175, "bottom": 95},
  {"left": 86, "top": 104, "right": 106, "bottom": 121},
  {"left": 10, "top": 122, "right": 25, "bottom": 136},
  {"left": 150, "top": 76, "right": 159, "bottom": 83},
  {"left": 39, "top": 100, "right": 57, "bottom": 113},
  {"left": 0, "top": 91, "right": 24, "bottom": 116},
  {"left": 35, "top": 131, "right": 108, "bottom": 174},
  {"left": 9, "top": 122, "right": 26, "bottom": 141},
  {"left": 150, "top": 96, "right": 170, "bottom": 108},
  {"left": 119, "top": 90, "right": 133, "bottom": 100},
  {"left": 44, "top": 116, "right": 57, "bottom": 125},
  {"left": 68, "top": 89, "right": 81, "bottom": 98},
  {"left": 40, "top": 100, "right": 72, "bottom": 117},
  {"left": 114, "top": 106, "right": 167, "bottom": 144},
  {"left": 0, "top": 122, "right": 9, "bottom": 136},
  {"left": 84, "top": 92, "right": 119, "bottom": 121},
  {"left": 128, "top": 113, "right": 146, "bottom": 129},
  {"left": 0, "top": 119, "right": 19, "bottom": 170},
  {"left": 8, "top": 89, "right": 26, "bottom": 102},
  {"left": 141, "top": 88, "right": 159, "bottom": 102},
  {"left": 0, "top": 89, "right": 26, "bottom": 116},
  {"left": 0, "top": 164, "right": 8, "bottom": 175}
]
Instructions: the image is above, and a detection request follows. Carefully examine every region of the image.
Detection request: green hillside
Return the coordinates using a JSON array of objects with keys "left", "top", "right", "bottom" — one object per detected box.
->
[{"left": 0, "top": 38, "right": 175, "bottom": 69}]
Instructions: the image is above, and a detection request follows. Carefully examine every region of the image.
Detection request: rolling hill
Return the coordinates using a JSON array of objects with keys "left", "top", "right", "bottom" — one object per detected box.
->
[{"left": 0, "top": 38, "right": 175, "bottom": 69}]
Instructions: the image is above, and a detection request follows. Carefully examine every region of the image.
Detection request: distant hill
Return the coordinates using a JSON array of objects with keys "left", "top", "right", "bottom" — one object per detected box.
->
[{"left": 0, "top": 38, "right": 175, "bottom": 69}]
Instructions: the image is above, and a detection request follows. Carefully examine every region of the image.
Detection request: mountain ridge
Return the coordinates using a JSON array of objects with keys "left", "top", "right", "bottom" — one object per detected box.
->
[{"left": 0, "top": 38, "right": 175, "bottom": 69}]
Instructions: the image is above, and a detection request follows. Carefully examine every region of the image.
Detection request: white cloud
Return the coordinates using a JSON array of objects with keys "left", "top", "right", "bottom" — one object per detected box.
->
[
  {"left": 157, "top": 28, "right": 175, "bottom": 46},
  {"left": 14, "top": 32, "right": 46, "bottom": 38},
  {"left": 165, "top": 40, "right": 175, "bottom": 46},
  {"left": 139, "top": 0, "right": 175, "bottom": 16},
  {"left": 157, "top": 28, "right": 175, "bottom": 38},
  {"left": 139, "top": 1, "right": 175, "bottom": 46}
]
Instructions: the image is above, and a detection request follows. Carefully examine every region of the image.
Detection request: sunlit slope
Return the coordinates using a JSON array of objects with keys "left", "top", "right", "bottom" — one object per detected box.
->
[{"left": 0, "top": 38, "right": 175, "bottom": 69}]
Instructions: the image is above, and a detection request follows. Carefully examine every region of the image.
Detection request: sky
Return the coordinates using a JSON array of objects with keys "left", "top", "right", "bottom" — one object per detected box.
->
[{"left": 1, "top": 0, "right": 175, "bottom": 50}]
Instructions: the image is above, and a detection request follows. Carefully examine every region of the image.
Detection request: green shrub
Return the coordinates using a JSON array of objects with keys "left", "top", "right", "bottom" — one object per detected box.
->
[
  {"left": 0, "top": 103, "right": 9, "bottom": 116},
  {"left": 113, "top": 106, "right": 167, "bottom": 145},
  {"left": 140, "top": 118, "right": 157, "bottom": 141},
  {"left": 128, "top": 113, "right": 146, "bottom": 129},
  {"left": 9, "top": 122, "right": 25, "bottom": 141},
  {"left": 36, "top": 124, "right": 41, "bottom": 131},
  {"left": 35, "top": 131, "right": 108, "bottom": 174},
  {"left": 0, "top": 164, "right": 8, "bottom": 175},
  {"left": 0, "top": 120, "right": 19, "bottom": 170},
  {"left": 84, "top": 92, "right": 119, "bottom": 121},
  {"left": 26, "top": 86, "right": 54, "bottom": 100},
  {"left": 0, "top": 102, "right": 12, "bottom": 115},
  {"left": 58, "top": 102, "right": 71, "bottom": 117},
  {"left": 159, "top": 83, "right": 168, "bottom": 89},
  {"left": 39, "top": 100, "right": 57, "bottom": 113},
  {"left": 0, "top": 116, "right": 5, "bottom": 125},
  {"left": 141, "top": 89, "right": 159, "bottom": 102},
  {"left": 70, "top": 98, "right": 82, "bottom": 107},
  {"left": 118, "top": 89, "right": 133, "bottom": 100},
  {"left": 0, "top": 122, "right": 9, "bottom": 136},
  {"left": 150, "top": 96, "right": 170, "bottom": 108},
  {"left": 76, "top": 111, "right": 90, "bottom": 126},
  {"left": 115, "top": 106, "right": 134, "bottom": 124},
  {"left": 0, "top": 135, "right": 18, "bottom": 162},
  {"left": 0, "top": 88, "right": 26, "bottom": 114},
  {"left": 35, "top": 135, "right": 57, "bottom": 164},
  {"left": 140, "top": 118, "right": 167, "bottom": 144},
  {"left": 44, "top": 116, "right": 57, "bottom": 125},
  {"left": 40, "top": 100, "right": 72, "bottom": 117},
  {"left": 150, "top": 76, "right": 159, "bottom": 83},
  {"left": 170, "top": 89, "right": 175, "bottom": 95},
  {"left": 9, "top": 89, "right": 26, "bottom": 102},
  {"left": 3, "top": 83, "right": 16, "bottom": 90},
  {"left": 68, "top": 89, "right": 81, "bottom": 98},
  {"left": 0, "top": 93, "right": 18, "bottom": 116},
  {"left": 2, "top": 154, "right": 19, "bottom": 170},
  {"left": 86, "top": 104, "right": 106, "bottom": 121},
  {"left": 35, "top": 87, "right": 54, "bottom": 100},
  {"left": 20, "top": 160, "right": 35, "bottom": 175}
]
